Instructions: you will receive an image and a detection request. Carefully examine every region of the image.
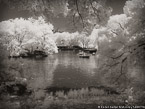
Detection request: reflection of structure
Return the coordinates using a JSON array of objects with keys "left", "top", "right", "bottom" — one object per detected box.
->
[{"left": 79, "top": 51, "right": 90, "bottom": 58}]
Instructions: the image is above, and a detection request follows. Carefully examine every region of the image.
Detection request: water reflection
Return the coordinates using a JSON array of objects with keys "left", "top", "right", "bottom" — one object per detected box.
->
[
  {"left": 4, "top": 51, "right": 100, "bottom": 91},
  {"left": 50, "top": 51, "right": 99, "bottom": 88}
]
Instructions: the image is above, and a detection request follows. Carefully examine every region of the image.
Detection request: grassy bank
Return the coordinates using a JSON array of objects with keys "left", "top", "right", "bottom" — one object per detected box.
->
[
  {"left": 33, "top": 87, "right": 145, "bottom": 109},
  {"left": 1, "top": 85, "right": 145, "bottom": 109}
]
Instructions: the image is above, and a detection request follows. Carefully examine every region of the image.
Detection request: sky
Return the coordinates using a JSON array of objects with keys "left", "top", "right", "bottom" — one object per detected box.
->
[
  {"left": 106, "top": 0, "right": 127, "bottom": 15},
  {"left": 0, "top": 0, "right": 127, "bottom": 32}
]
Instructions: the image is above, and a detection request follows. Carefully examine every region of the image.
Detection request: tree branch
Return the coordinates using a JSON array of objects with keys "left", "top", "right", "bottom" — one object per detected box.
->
[
  {"left": 110, "top": 30, "right": 118, "bottom": 36},
  {"left": 117, "top": 22, "right": 125, "bottom": 30},
  {"left": 110, "top": 52, "right": 125, "bottom": 60},
  {"left": 104, "top": 62, "right": 120, "bottom": 68},
  {"left": 75, "top": 0, "right": 85, "bottom": 28},
  {"left": 72, "top": 13, "right": 77, "bottom": 28},
  {"left": 89, "top": 0, "right": 101, "bottom": 22},
  {"left": 113, "top": 56, "right": 127, "bottom": 83}
]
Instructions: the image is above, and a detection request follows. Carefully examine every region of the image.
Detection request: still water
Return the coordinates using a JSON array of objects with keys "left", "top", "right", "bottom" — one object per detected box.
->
[
  {"left": 1, "top": 50, "right": 145, "bottom": 108},
  {"left": 3, "top": 51, "right": 102, "bottom": 91}
]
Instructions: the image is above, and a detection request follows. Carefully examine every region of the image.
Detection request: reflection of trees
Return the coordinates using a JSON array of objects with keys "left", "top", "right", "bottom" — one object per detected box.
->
[
  {"left": 23, "top": 57, "right": 59, "bottom": 99},
  {"left": 52, "top": 52, "right": 100, "bottom": 88},
  {"left": 45, "top": 57, "right": 58, "bottom": 83},
  {"left": 27, "top": 57, "right": 58, "bottom": 90},
  {"left": 3, "top": 55, "right": 59, "bottom": 99}
]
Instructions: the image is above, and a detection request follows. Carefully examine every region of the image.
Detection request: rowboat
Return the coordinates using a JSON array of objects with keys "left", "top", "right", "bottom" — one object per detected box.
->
[{"left": 79, "top": 51, "right": 90, "bottom": 58}]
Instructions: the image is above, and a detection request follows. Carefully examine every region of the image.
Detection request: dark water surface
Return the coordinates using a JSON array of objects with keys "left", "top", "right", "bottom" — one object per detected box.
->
[
  {"left": 1, "top": 50, "right": 145, "bottom": 108},
  {"left": 3, "top": 51, "right": 101, "bottom": 91}
]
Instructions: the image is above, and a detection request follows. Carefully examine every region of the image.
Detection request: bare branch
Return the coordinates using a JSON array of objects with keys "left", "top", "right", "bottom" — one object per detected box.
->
[
  {"left": 72, "top": 13, "right": 77, "bottom": 28},
  {"left": 113, "top": 56, "right": 127, "bottom": 83},
  {"left": 117, "top": 23, "right": 125, "bottom": 30},
  {"left": 138, "top": 42, "right": 145, "bottom": 47},
  {"left": 105, "top": 62, "right": 120, "bottom": 68},
  {"left": 75, "top": 0, "right": 85, "bottom": 28},
  {"left": 89, "top": 0, "right": 101, "bottom": 22},
  {"left": 122, "top": 57, "right": 127, "bottom": 63},
  {"left": 110, "top": 30, "right": 118, "bottom": 36},
  {"left": 110, "top": 52, "right": 125, "bottom": 60},
  {"left": 113, "top": 73, "right": 123, "bottom": 84}
]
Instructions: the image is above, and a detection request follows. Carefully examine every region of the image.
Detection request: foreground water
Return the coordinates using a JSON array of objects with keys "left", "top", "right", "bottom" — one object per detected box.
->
[
  {"left": 0, "top": 51, "right": 108, "bottom": 108},
  {"left": 1, "top": 51, "right": 145, "bottom": 108},
  {"left": 3, "top": 51, "right": 102, "bottom": 90}
]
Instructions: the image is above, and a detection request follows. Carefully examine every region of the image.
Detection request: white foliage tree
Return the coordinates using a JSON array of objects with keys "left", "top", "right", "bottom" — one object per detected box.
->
[
  {"left": 0, "top": 17, "right": 58, "bottom": 57},
  {"left": 53, "top": 32, "right": 79, "bottom": 47}
]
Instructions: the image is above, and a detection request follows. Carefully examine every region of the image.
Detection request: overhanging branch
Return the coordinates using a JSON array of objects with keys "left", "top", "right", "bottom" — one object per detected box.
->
[
  {"left": 89, "top": 0, "right": 101, "bottom": 22},
  {"left": 117, "top": 23, "right": 125, "bottom": 30},
  {"left": 75, "top": 0, "right": 85, "bottom": 28}
]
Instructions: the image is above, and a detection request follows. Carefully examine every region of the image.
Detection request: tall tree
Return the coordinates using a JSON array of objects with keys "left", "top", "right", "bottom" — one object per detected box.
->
[
  {"left": 97, "top": 0, "right": 145, "bottom": 86},
  {"left": 0, "top": 0, "right": 112, "bottom": 33}
]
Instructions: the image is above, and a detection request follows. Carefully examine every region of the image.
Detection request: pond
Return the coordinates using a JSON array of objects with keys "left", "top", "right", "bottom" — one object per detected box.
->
[
  {"left": 2, "top": 51, "right": 102, "bottom": 91},
  {"left": 0, "top": 51, "right": 108, "bottom": 108},
  {"left": 1, "top": 50, "right": 145, "bottom": 108}
]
